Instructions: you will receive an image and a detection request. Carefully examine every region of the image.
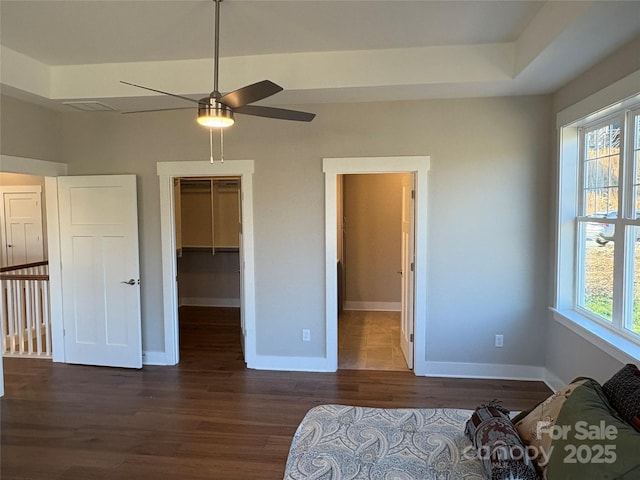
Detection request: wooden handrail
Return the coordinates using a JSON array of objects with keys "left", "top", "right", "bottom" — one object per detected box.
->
[
  {"left": 0, "top": 260, "right": 49, "bottom": 273},
  {"left": 0, "top": 274, "right": 49, "bottom": 281}
]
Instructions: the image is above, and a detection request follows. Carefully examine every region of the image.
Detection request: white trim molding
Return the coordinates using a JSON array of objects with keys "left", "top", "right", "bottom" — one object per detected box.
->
[
  {"left": 142, "top": 350, "right": 172, "bottom": 366},
  {"left": 424, "top": 361, "right": 545, "bottom": 383},
  {"left": 323, "top": 156, "right": 431, "bottom": 374},
  {"left": 249, "top": 354, "right": 336, "bottom": 372},
  {"left": 44, "top": 177, "right": 65, "bottom": 363},
  {"left": 157, "top": 160, "right": 256, "bottom": 367}
]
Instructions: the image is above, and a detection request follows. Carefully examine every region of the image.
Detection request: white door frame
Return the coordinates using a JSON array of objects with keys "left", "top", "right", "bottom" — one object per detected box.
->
[
  {"left": 157, "top": 160, "right": 256, "bottom": 366},
  {"left": 323, "top": 156, "right": 430, "bottom": 375}
]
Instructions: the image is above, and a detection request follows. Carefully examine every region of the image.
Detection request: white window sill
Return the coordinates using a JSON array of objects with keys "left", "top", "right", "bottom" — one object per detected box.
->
[{"left": 551, "top": 308, "right": 640, "bottom": 364}]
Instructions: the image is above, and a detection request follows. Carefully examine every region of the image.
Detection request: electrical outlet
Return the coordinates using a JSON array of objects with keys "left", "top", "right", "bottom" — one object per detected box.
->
[
  {"left": 302, "top": 329, "right": 311, "bottom": 342},
  {"left": 495, "top": 334, "right": 504, "bottom": 348}
]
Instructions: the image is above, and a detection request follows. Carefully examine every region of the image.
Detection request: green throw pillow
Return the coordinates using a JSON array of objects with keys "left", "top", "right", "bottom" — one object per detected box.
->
[{"left": 545, "top": 379, "right": 640, "bottom": 480}]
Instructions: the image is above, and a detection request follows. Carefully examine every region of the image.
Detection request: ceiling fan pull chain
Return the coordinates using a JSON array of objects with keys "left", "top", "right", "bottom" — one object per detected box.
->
[
  {"left": 220, "top": 128, "right": 224, "bottom": 163},
  {"left": 209, "top": 128, "right": 214, "bottom": 163},
  {"left": 209, "top": 128, "right": 224, "bottom": 163}
]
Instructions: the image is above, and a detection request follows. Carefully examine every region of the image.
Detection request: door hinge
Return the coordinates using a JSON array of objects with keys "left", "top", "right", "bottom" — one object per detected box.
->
[
  {"left": 411, "top": 190, "right": 415, "bottom": 199},
  {"left": 410, "top": 262, "right": 414, "bottom": 272},
  {"left": 63, "top": 328, "right": 66, "bottom": 337},
  {"left": 410, "top": 333, "right": 414, "bottom": 342}
]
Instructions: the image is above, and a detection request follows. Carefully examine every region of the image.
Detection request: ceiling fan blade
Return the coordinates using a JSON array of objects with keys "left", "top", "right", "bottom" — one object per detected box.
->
[
  {"left": 218, "top": 80, "right": 283, "bottom": 109},
  {"left": 121, "top": 107, "right": 194, "bottom": 115},
  {"left": 120, "top": 81, "right": 199, "bottom": 104},
  {"left": 234, "top": 105, "right": 315, "bottom": 122}
]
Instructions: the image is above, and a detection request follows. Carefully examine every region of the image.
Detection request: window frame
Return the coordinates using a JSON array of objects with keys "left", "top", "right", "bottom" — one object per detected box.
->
[
  {"left": 575, "top": 113, "right": 625, "bottom": 332},
  {"left": 555, "top": 96, "right": 640, "bottom": 362}
]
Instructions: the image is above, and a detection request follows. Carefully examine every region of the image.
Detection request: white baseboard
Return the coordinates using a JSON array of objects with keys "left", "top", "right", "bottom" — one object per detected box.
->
[
  {"left": 179, "top": 297, "right": 240, "bottom": 308},
  {"left": 142, "top": 350, "right": 172, "bottom": 366},
  {"left": 247, "top": 354, "right": 335, "bottom": 372},
  {"left": 418, "top": 360, "right": 545, "bottom": 382},
  {"left": 343, "top": 301, "right": 401, "bottom": 312},
  {"left": 543, "top": 368, "right": 567, "bottom": 393}
]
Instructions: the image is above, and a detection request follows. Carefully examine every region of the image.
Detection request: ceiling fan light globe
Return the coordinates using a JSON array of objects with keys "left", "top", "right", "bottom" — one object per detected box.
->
[{"left": 197, "top": 101, "right": 235, "bottom": 128}]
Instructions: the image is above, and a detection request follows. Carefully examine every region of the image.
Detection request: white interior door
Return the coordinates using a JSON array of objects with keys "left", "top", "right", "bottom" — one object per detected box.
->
[
  {"left": 57, "top": 175, "right": 142, "bottom": 368},
  {"left": 1, "top": 189, "right": 44, "bottom": 267},
  {"left": 400, "top": 174, "right": 415, "bottom": 369}
]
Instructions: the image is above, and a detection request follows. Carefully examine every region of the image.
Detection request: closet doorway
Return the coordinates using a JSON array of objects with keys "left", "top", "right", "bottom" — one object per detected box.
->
[{"left": 174, "top": 176, "right": 243, "bottom": 364}]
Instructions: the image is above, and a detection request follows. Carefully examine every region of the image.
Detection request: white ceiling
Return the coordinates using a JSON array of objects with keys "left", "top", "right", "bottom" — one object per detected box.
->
[{"left": 1, "top": 0, "right": 639, "bottom": 112}]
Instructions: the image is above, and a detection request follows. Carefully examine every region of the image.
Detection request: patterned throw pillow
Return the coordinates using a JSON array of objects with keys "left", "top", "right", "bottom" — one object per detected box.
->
[
  {"left": 603, "top": 363, "right": 640, "bottom": 432},
  {"left": 465, "top": 402, "right": 541, "bottom": 480}
]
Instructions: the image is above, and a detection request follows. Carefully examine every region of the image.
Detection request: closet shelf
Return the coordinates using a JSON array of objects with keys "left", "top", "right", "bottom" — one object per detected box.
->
[{"left": 180, "top": 246, "right": 239, "bottom": 253}]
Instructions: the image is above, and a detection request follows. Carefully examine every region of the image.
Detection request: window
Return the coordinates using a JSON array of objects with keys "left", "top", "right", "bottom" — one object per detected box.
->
[{"left": 567, "top": 105, "right": 640, "bottom": 346}]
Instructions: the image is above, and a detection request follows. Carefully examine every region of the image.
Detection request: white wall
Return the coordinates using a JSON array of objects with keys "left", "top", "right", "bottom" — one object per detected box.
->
[{"left": 47, "top": 94, "right": 550, "bottom": 369}]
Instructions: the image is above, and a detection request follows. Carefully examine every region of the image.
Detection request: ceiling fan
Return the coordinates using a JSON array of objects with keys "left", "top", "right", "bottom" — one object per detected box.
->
[{"left": 121, "top": 0, "right": 315, "bottom": 128}]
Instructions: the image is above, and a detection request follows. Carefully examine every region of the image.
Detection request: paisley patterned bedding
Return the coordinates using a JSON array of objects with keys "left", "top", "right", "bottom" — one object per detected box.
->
[{"left": 283, "top": 404, "right": 486, "bottom": 479}]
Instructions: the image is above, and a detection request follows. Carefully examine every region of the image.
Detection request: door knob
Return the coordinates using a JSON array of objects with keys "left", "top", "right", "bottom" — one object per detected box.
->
[{"left": 120, "top": 279, "right": 137, "bottom": 285}]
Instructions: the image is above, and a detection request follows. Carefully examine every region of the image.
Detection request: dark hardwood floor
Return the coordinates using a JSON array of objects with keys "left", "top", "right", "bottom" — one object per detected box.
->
[{"left": 1, "top": 306, "right": 552, "bottom": 479}]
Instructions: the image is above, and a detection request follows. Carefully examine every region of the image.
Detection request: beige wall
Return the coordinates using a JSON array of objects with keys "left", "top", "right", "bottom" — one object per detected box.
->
[
  {"left": 553, "top": 34, "right": 640, "bottom": 114},
  {"left": 177, "top": 249, "right": 240, "bottom": 307},
  {"left": 343, "top": 173, "right": 407, "bottom": 308},
  {"left": 1, "top": 40, "right": 636, "bottom": 376},
  {"left": 547, "top": 36, "right": 640, "bottom": 384},
  {"left": 0, "top": 95, "right": 63, "bottom": 162},
  {"left": 1, "top": 92, "right": 552, "bottom": 368}
]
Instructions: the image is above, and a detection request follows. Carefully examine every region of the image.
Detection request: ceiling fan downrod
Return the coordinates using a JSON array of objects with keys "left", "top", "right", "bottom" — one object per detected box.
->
[
  {"left": 198, "top": 0, "right": 235, "bottom": 128},
  {"left": 213, "top": 0, "right": 221, "bottom": 97}
]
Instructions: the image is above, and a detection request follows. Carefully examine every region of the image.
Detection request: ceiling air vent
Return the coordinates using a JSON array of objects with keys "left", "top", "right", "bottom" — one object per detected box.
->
[{"left": 62, "top": 101, "right": 116, "bottom": 112}]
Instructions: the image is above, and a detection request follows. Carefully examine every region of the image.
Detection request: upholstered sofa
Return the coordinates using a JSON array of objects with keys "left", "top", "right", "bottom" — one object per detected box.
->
[{"left": 283, "top": 364, "right": 640, "bottom": 479}]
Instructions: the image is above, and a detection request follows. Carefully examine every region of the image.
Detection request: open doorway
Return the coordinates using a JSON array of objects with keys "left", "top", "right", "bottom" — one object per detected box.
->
[
  {"left": 0, "top": 172, "right": 52, "bottom": 359},
  {"left": 323, "top": 156, "right": 430, "bottom": 375},
  {"left": 0, "top": 156, "right": 68, "bottom": 396},
  {"left": 174, "top": 176, "right": 243, "bottom": 364},
  {"left": 337, "top": 173, "right": 413, "bottom": 371},
  {"left": 158, "top": 160, "right": 256, "bottom": 368}
]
